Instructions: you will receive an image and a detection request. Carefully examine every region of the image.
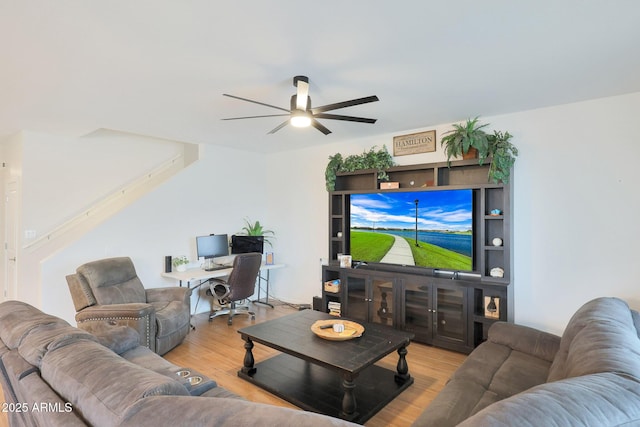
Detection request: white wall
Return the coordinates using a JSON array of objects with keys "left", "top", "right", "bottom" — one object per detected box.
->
[
  {"left": 266, "top": 92, "right": 640, "bottom": 335},
  {"left": 21, "top": 130, "right": 184, "bottom": 238},
  {"left": 501, "top": 93, "right": 640, "bottom": 333}
]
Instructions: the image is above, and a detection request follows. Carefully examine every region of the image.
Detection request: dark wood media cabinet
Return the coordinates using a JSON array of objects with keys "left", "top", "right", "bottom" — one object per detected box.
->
[{"left": 323, "top": 158, "right": 513, "bottom": 353}]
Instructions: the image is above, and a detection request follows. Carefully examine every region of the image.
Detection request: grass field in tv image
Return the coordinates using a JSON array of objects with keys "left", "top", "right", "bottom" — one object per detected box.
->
[{"left": 350, "top": 190, "right": 473, "bottom": 271}]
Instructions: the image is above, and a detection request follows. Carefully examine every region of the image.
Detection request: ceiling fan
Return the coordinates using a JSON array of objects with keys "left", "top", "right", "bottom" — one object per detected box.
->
[{"left": 222, "top": 75, "right": 379, "bottom": 135}]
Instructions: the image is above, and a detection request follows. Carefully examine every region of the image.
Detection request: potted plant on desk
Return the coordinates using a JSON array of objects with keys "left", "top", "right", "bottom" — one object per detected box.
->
[
  {"left": 239, "top": 218, "right": 275, "bottom": 247},
  {"left": 172, "top": 256, "right": 189, "bottom": 272}
]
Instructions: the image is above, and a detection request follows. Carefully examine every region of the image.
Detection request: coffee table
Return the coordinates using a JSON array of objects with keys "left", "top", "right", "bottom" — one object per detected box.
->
[{"left": 237, "top": 310, "right": 414, "bottom": 424}]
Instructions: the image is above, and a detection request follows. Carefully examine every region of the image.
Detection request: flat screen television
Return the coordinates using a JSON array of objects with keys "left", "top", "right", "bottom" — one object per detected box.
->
[
  {"left": 231, "top": 235, "right": 264, "bottom": 254},
  {"left": 196, "top": 234, "right": 229, "bottom": 259},
  {"left": 349, "top": 189, "right": 473, "bottom": 271}
]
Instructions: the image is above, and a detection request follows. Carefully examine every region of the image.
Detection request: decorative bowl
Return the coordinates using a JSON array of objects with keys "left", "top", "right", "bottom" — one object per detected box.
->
[{"left": 311, "top": 319, "right": 364, "bottom": 341}]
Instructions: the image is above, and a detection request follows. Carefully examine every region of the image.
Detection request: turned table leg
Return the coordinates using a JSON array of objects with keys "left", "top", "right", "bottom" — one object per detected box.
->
[
  {"left": 340, "top": 374, "right": 358, "bottom": 420},
  {"left": 241, "top": 336, "right": 256, "bottom": 375},
  {"left": 395, "top": 344, "right": 411, "bottom": 383}
]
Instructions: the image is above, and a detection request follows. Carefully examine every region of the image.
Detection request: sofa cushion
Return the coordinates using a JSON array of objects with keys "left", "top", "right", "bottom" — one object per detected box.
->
[
  {"left": 2, "top": 350, "right": 38, "bottom": 402},
  {"left": 17, "top": 371, "right": 86, "bottom": 426},
  {"left": 120, "top": 346, "right": 218, "bottom": 394},
  {"left": 457, "top": 373, "right": 640, "bottom": 427},
  {"left": 90, "top": 324, "right": 140, "bottom": 354},
  {"left": 632, "top": 310, "right": 640, "bottom": 339},
  {"left": 413, "top": 338, "right": 555, "bottom": 427},
  {"left": 152, "top": 300, "right": 190, "bottom": 339},
  {"left": 41, "top": 338, "right": 189, "bottom": 427},
  {"left": 120, "top": 396, "right": 359, "bottom": 427},
  {"left": 548, "top": 297, "right": 640, "bottom": 382},
  {"left": 0, "top": 300, "right": 67, "bottom": 349},
  {"left": 486, "top": 321, "right": 560, "bottom": 362},
  {"left": 18, "top": 322, "right": 98, "bottom": 367}
]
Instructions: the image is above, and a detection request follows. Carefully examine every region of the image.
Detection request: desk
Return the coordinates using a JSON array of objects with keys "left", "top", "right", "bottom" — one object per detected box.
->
[{"left": 161, "top": 263, "right": 285, "bottom": 308}]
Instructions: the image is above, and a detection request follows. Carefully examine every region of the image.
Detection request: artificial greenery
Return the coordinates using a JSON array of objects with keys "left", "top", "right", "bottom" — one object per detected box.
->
[
  {"left": 239, "top": 218, "right": 275, "bottom": 246},
  {"left": 441, "top": 117, "right": 518, "bottom": 184},
  {"left": 487, "top": 130, "right": 518, "bottom": 183},
  {"left": 172, "top": 256, "right": 189, "bottom": 267},
  {"left": 325, "top": 153, "right": 344, "bottom": 192},
  {"left": 325, "top": 145, "right": 395, "bottom": 191},
  {"left": 440, "top": 117, "right": 490, "bottom": 165}
]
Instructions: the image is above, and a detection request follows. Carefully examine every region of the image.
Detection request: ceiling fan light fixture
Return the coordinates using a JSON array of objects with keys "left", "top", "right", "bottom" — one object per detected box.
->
[
  {"left": 223, "top": 75, "right": 379, "bottom": 135},
  {"left": 290, "top": 110, "right": 312, "bottom": 128}
]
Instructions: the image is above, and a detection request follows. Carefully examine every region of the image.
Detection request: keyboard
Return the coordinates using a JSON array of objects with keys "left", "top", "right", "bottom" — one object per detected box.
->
[{"left": 203, "top": 264, "right": 230, "bottom": 272}]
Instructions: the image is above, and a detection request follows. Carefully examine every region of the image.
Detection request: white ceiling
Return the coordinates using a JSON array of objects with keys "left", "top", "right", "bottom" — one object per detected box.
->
[{"left": 2, "top": 1, "right": 639, "bottom": 153}]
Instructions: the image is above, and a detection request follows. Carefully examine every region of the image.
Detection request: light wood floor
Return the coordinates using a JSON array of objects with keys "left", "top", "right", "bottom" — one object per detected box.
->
[
  {"left": 164, "top": 301, "right": 466, "bottom": 427},
  {"left": 0, "top": 302, "right": 465, "bottom": 427}
]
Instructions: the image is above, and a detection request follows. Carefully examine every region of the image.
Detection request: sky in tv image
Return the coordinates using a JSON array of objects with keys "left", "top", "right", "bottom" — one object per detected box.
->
[{"left": 350, "top": 190, "right": 472, "bottom": 233}]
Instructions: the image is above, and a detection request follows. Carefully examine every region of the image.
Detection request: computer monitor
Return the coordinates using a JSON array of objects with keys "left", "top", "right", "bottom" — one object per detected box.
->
[
  {"left": 231, "top": 235, "right": 264, "bottom": 254},
  {"left": 196, "top": 234, "right": 229, "bottom": 259}
]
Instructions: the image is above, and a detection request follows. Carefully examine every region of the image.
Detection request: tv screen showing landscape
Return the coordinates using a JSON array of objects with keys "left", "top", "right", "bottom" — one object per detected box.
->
[{"left": 350, "top": 189, "right": 473, "bottom": 271}]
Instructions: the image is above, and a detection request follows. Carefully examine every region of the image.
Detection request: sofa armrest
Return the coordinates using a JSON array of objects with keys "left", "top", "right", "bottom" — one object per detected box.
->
[
  {"left": 75, "top": 303, "right": 154, "bottom": 322},
  {"left": 146, "top": 287, "right": 190, "bottom": 304},
  {"left": 74, "top": 303, "right": 156, "bottom": 351},
  {"left": 488, "top": 322, "right": 561, "bottom": 362}
]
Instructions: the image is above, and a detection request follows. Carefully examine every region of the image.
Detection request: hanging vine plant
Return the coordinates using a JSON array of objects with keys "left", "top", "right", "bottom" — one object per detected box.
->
[{"left": 325, "top": 145, "right": 395, "bottom": 191}]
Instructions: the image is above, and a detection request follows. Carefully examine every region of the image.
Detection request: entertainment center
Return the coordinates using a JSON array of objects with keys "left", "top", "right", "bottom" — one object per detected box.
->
[{"left": 321, "top": 158, "right": 512, "bottom": 354}]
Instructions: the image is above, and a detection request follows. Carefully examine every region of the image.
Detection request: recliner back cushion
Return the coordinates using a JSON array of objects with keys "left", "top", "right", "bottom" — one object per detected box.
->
[
  {"left": 548, "top": 297, "right": 640, "bottom": 382},
  {"left": 77, "top": 257, "right": 146, "bottom": 305}
]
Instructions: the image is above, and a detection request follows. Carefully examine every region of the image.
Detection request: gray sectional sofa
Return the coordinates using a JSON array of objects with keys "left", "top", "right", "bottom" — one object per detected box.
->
[
  {"left": 0, "top": 300, "right": 356, "bottom": 427},
  {"left": 413, "top": 297, "right": 640, "bottom": 427}
]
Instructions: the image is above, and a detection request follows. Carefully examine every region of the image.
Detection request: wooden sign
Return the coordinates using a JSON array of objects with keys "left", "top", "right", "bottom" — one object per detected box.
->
[{"left": 393, "top": 130, "right": 436, "bottom": 156}]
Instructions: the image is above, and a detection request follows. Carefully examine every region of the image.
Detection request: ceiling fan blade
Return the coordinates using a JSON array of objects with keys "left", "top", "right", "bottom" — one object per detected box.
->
[
  {"left": 311, "top": 119, "right": 332, "bottom": 135},
  {"left": 311, "top": 95, "right": 379, "bottom": 113},
  {"left": 222, "top": 114, "right": 290, "bottom": 121},
  {"left": 314, "top": 113, "right": 377, "bottom": 124},
  {"left": 267, "top": 120, "right": 290, "bottom": 134},
  {"left": 223, "top": 94, "right": 290, "bottom": 113}
]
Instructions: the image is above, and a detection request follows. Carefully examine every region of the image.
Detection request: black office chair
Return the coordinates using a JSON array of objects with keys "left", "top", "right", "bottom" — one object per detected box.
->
[{"left": 207, "top": 252, "right": 262, "bottom": 325}]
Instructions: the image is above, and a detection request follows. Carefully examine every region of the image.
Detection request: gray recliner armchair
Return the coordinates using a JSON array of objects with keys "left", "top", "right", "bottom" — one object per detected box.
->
[{"left": 66, "top": 256, "right": 191, "bottom": 355}]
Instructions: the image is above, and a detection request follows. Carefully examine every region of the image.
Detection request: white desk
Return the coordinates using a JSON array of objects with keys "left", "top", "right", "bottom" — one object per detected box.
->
[{"left": 161, "top": 263, "right": 285, "bottom": 308}]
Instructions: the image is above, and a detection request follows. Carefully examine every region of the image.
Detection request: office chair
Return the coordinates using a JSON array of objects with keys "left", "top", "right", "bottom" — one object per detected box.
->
[{"left": 207, "top": 252, "right": 262, "bottom": 325}]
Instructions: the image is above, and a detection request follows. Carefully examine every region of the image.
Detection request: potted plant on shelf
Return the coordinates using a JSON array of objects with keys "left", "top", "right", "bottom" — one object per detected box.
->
[
  {"left": 440, "top": 117, "right": 490, "bottom": 165},
  {"left": 325, "top": 145, "right": 395, "bottom": 191},
  {"left": 172, "top": 256, "right": 189, "bottom": 272},
  {"left": 487, "top": 130, "right": 518, "bottom": 183},
  {"left": 239, "top": 218, "right": 275, "bottom": 247}
]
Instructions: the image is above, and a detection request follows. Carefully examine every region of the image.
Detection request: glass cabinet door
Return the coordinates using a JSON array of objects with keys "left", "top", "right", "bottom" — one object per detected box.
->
[
  {"left": 434, "top": 285, "right": 466, "bottom": 343},
  {"left": 402, "top": 280, "right": 431, "bottom": 342},
  {"left": 372, "top": 279, "right": 394, "bottom": 326},
  {"left": 345, "top": 273, "right": 368, "bottom": 322}
]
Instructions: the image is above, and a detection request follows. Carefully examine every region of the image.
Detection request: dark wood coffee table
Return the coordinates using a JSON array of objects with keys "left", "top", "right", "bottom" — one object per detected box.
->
[{"left": 237, "top": 309, "right": 414, "bottom": 424}]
